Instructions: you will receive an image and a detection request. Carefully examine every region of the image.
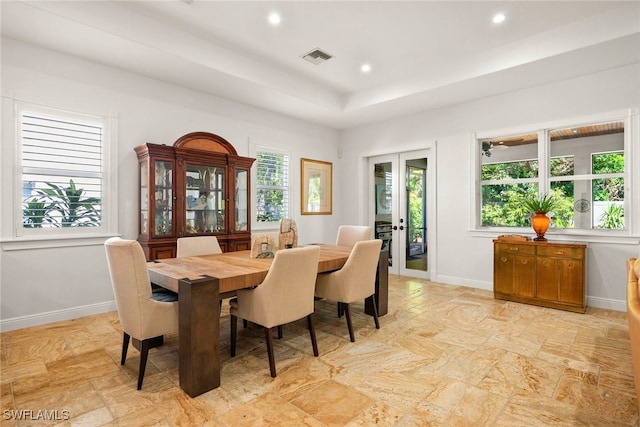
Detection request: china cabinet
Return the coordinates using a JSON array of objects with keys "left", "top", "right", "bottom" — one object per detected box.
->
[
  {"left": 493, "top": 239, "right": 587, "bottom": 313},
  {"left": 135, "top": 132, "right": 255, "bottom": 260}
]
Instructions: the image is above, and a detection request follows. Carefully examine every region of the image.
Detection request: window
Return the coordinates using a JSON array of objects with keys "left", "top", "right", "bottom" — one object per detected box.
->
[
  {"left": 2, "top": 99, "right": 117, "bottom": 244},
  {"left": 21, "top": 110, "right": 103, "bottom": 228},
  {"left": 255, "top": 148, "right": 290, "bottom": 225},
  {"left": 475, "top": 109, "right": 638, "bottom": 237}
]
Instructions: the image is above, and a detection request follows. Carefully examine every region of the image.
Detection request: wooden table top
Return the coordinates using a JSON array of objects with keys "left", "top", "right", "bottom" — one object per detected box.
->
[{"left": 148, "top": 244, "right": 351, "bottom": 294}]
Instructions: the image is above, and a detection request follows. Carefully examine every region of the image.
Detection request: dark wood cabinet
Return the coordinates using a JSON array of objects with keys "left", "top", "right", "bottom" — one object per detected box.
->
[
  {"left": 135, "top": 132, "right": 255, "bottom": 261},
  {"left": 493, "top": 240, "right": 586, "bottom": 313}
]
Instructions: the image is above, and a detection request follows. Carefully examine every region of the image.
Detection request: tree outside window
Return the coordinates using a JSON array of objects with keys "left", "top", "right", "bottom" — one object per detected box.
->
[{"left": 479, "top": 121, "right": 625, "bottom": 230}]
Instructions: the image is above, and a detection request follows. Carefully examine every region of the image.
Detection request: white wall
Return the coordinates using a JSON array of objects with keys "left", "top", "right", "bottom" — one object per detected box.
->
[
  {"left": 0, "top": 38, "right": 341, "bottom": 330},
  {"left": 340, "top": 63, "right": 640, "bottom": 311}
]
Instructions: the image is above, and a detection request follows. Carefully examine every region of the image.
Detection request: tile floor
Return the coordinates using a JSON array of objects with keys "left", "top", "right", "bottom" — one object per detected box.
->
[{"left": 1, "top": 275, "right": 638, "bottom": 426}]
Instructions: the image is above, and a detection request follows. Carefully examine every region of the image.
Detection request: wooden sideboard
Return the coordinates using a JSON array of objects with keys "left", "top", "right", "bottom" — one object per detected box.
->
[{"left": 493, "top": 239, "right": 587, "bottom": 313}]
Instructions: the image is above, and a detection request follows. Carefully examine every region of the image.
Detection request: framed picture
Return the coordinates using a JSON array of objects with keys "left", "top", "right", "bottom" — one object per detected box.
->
[{"left": 301, "top": 158, "right": 332, "bottom": 215}]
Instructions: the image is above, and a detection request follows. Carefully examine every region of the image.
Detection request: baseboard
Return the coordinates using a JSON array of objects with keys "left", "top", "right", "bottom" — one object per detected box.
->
[
  {"left": 433, "top": 275, "right": 626, "bottom": 312},
  {"left": 435, "top": 274, "right": 494, "bottom": 292},
  {"left": 0, "top": 301, "right": 117, "bottom": 332},
  {"left": 586, "top": 295, "right": 626, "bottom": 312}
]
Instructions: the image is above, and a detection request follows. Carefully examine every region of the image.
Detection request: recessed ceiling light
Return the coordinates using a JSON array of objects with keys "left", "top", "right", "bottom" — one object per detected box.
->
[
  {"left": 267, "top": 12, "right": 281, "bottom": 26},
  {"left": 493, "top": 13, "right": 506, "bottom": 24},
  {"left": 361, "top": 63, "right": 371, "bottom": 73}
]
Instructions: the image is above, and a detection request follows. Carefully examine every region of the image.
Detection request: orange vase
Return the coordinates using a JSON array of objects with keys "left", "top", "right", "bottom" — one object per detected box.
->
[{"left": 531, "top": 213, "right": 550, "bottom": 241}]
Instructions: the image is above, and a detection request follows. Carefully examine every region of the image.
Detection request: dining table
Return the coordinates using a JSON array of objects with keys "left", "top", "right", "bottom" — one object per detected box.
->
[{"left": 147, "top": 244, "right": 367, "bottom": 397}]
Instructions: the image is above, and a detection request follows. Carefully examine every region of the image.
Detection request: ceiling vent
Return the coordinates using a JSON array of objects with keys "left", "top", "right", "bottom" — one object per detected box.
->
[{"left": 302, "top": 48, "right": 333, "bottom": 65}]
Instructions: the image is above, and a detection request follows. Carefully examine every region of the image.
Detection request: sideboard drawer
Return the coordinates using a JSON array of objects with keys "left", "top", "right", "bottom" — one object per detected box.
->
[
  {"left": 537, "top": 245, "right": 584, "bottom": 259},
  {"left": 494, "top": 243, "right": 536, "bottom": 255}
]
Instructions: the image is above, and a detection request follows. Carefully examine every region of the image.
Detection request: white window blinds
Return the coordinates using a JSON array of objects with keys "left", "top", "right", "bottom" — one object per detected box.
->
[{"left": 256, "top": 150, "right": 289, "bottom": 222}]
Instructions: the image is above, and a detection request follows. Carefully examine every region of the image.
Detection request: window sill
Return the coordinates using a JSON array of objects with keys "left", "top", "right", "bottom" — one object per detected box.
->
[
  {"left": 1, "top": 233, "right": 119, "bottom": 251},
  {"left": 470, "top": 228, "right": 640, "bottom": 245}
]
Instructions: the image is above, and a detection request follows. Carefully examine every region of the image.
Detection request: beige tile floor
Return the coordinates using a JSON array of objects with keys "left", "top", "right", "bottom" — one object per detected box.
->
[{"left": 1, "top": 275, "right": 638, "bottom": 426}]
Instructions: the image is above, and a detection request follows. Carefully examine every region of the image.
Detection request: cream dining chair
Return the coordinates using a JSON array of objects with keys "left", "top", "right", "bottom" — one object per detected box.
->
[
  {"left": 104, "top": 237, "right": 179, "bottom": 390},
  {"left": 315, "top": 239, "right": 383, "bottom": 342},
  {"left": 176, "top": 235, "right": 222, "bottom": 257},
  {"left": 229, "top": 245, "right": 321, "bottom": 377},
  {"left": 177, "top": 235, "right": 235, "bottom": 306},
  {"left": 278, "top": 218, "right": 298, "bottom": 249},
  {"left": 334, "top": 225, "right": 374, "bottom": 317},
  {"left": 336, "top": 225, "right": 372, "bottom": 247}
]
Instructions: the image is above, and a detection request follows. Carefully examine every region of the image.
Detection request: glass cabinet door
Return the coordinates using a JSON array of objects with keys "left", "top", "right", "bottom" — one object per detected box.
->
[
  {"left": 235, "top": 168, "right": 248, "bottom": 231},
  {"left": 140, "top": 162, "right": 149, "bottom": 235},
  {"left": 184, "top": 164, "right": 225, "bottom": 234},
  {"left": 153, "top": 160, "right": 173, "bottom": 236}
]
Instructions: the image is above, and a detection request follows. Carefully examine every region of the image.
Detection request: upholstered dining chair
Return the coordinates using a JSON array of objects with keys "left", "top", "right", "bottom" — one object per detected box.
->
[
  {"left": 104, "top": 237, "right": 179, "bottom": 390},
  {"left": 315, "top": 239, "right": 383, "bottom": 342},
  {"left": 229, "top": 245, "right": 321, "bottom": 377},
  {"left": 176, "top": 235, "right": 222, "bottom": 257},
  {"left": 336, "top": 225, "right": 372, "bottom": 247},
  {"left": 278, "top": 218, "right": 298, "bottom": 249},
  {"left": 177, "top": 235, "right": 233, "bottom": 306},
  {"left": 250, "top": 234, "right": 276, "bottom": 258}
]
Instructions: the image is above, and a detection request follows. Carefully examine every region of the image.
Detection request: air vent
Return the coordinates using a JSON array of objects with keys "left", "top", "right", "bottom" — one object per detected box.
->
[{"left": 302, "top": 48, "right": 333, "bottom": 65}]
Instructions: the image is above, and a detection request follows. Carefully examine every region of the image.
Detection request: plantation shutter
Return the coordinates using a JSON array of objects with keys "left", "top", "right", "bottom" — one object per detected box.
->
[{"left": 256, "top": 150, "right": 289, "bottom": 222}]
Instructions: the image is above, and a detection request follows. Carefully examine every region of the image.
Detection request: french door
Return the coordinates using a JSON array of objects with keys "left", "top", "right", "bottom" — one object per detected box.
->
[{"left": 369, "top": 150, "right": 432, "bottom": 279}]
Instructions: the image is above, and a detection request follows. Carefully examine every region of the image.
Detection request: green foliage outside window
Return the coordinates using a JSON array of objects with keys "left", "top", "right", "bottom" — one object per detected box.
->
[
  {"left": 481, "top": 151, "right": 624, "bottom": 229},
  {"left": 407, "top": 167, "right": 425, "bottom": 243},
  {"left": 598, "top": 204, "right": 624, "bottom": 229},
  {"left": 592, "top": 152, "right": 624, "bottom": 201},
  {"left": 23, "top": 179, "right": 101, "bottom": 228}
]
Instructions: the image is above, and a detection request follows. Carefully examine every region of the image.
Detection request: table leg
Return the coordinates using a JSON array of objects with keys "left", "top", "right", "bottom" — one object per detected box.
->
[{"left": 178, "top": 275, "right": 220, "bottom": 397}]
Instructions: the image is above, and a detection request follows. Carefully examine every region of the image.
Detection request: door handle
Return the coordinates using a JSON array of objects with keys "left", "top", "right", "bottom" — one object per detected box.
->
[
  {"left": 393, "top": 225, "right": 398, "bottom": 230},
  {"left": 399, "top": 226, "right": 404, "bottom": 231}
]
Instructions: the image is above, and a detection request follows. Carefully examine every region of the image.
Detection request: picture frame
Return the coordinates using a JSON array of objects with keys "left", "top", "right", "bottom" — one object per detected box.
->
[{"left": 301, "top": 158, "right": 332, "bottom": 215}]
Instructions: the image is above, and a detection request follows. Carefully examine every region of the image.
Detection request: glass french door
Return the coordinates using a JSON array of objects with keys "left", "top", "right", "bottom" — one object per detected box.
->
[{"left": 370, "top": 150, "right": 431, "bottom": 279}]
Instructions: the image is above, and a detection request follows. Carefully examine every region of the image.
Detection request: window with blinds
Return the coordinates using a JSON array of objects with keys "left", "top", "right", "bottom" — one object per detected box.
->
[
  {"left": 21, "top": 110, "right": 103, "bottom": 228},
  {"left": 255, "top": 150, "right": 289, "bottom": 223}
]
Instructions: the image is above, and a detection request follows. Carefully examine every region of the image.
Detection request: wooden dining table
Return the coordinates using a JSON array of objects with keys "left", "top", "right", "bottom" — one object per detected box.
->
[{"left": 147, "top": 244, "right": 353, "bottom": 397}]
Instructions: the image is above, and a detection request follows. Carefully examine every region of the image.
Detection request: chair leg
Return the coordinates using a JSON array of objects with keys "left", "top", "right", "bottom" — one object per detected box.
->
[
  {"left": 277, "top": 325, "right": 283, "bottom": 339},
  {"left": 307, "top": 314, "right": 319, "bottom": 357},
  {"left": 369, "top": 294, "right": 380, "bottom": 329},
  {"left": 230, "top": 314, "right": 237, "bottom": 357},
  {"left": 343, "top": 303, "right": 355, "bottom": 342},
  {"left": 264, "top": 327, "right": 277, "bottom": 377},
  {"left": 121, "top": 332, "right": 130, "bottom": 365},
  {"left": 337, "top": 302, "right": 344, "bottom": 318},
  {"left": 243, "top": 319, "right": 248, "bottom": 329},
  {"left": 137, "top": 339, "right": 151, "bottom": 390}
]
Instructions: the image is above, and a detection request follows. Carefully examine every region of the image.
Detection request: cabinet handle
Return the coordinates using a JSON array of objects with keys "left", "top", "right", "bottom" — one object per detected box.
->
[
  {"left": 500, "top": 257, "right": 508, "bottom": 263},
  {"left": 568, "top": 262, "right": 575, "bottom": 269},
  {"left": 521, "top": 259, "right": 528, "bottom": 264},
  {"left": 554, "top": 250, "right": 564, "bottom": 255},
  {"left": 509, "top": 247, "right": 519, "bottom": 251}
]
